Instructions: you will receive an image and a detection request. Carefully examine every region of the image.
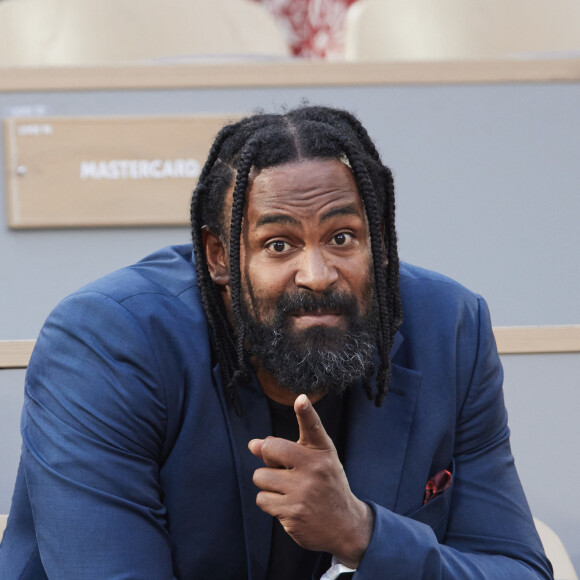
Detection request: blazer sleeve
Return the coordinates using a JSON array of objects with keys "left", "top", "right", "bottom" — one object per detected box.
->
[
  {"left": 353, "top": 298, "right": 553, "bottom": 579},
  {"left": 21, "top": 291, "right": 177, "bottom": 579}
]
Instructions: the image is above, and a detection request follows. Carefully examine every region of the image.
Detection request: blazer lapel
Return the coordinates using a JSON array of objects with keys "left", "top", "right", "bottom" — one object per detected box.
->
[
  {"left": 213, "top": 366, "right": 273, "bottom": 580},
  {"left": 344, "top": 333, "right": 422, "bottom": 513}
]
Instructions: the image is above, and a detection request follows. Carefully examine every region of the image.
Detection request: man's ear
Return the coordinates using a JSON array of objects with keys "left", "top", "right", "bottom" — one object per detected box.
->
[{"left": 202, "top": 227, "right": 230, "bottom": 286}]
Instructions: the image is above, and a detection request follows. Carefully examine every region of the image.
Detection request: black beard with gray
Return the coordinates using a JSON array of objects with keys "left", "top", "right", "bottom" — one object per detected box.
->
[{"left": 242, "top": 287, "right": 378, "bottom": 397}]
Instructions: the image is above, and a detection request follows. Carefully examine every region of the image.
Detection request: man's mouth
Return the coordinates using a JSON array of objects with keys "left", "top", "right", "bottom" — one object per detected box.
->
[{"left": 291, "top": 309, "right": 343, "bottom": 329}]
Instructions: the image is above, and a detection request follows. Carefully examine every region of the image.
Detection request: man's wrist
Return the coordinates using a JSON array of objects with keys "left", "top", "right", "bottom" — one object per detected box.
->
[{"left": 334, "top": 500, "right": 375, "bottom": 569}]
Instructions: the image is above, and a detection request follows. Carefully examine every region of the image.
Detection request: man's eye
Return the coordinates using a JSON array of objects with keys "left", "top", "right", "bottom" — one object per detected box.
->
[
  {"left": 266, "top": 240, "right": 291, "bottom": 253},
  {"left": 330, "top": 232, "right": 354, "bottom": 246}
]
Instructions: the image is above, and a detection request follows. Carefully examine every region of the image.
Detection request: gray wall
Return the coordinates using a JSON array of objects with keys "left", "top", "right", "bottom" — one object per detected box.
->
[{"left": 1, "top": 81, "right": 579, "bottom": 569}]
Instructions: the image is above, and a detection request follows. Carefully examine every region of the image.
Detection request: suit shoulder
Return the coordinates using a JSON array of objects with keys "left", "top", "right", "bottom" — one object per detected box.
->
[
  {"left": 73, "top": 244, "right": 198, "bottom": 304},
  {"left": 399, "top": 262, "right": 481, "bottom": 306},
  {"left": 42, "top": 244, "right": 206, "bottom": 344},
  {"left": 398, "top": 262, "right": 486, "bottom": 342}
]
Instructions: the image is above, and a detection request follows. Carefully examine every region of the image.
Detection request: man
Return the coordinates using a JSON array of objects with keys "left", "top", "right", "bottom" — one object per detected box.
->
[{"left": 0, "top": 106, "right": 552, "bottom": 578}]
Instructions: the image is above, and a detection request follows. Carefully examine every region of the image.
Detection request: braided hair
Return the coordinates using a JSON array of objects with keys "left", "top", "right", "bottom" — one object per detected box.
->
[{"left": 190, "top": 106, "right": 403, "bottom": 413}]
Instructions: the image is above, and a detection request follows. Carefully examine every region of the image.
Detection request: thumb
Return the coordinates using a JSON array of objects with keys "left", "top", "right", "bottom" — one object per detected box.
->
[{"left": 295, "top": 394, "right": 332, "bottom": 450}]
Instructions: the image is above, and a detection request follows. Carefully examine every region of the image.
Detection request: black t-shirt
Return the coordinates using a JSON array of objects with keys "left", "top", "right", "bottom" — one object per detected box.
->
[{"left": 265, "top": 394, "right": 347, "bottom": 580}]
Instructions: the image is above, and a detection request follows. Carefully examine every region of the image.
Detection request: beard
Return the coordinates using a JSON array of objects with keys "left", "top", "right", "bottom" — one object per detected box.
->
[{"left": 241, "top": 283, "right": 378, "bottom": 398}]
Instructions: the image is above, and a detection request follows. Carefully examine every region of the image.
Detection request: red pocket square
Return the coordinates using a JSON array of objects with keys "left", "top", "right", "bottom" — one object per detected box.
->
[{"left": 423, "top": 469, "right": 452, "bottom": 505}]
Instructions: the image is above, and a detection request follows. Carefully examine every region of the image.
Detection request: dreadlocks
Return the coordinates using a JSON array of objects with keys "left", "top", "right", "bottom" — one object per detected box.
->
[{"left": 190, "top": 106, "right": 402, "bottom": 413}]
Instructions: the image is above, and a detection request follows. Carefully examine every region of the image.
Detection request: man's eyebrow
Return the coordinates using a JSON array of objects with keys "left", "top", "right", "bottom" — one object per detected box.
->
[
  {"left": 254, "top": 205, "right": 362, "bottom": 228},
  {"left": 255, "top": 213, "right": 299, "bottom": 228},
  {"left": 319, "top": 204, "right": 362, "bottom": 224}
]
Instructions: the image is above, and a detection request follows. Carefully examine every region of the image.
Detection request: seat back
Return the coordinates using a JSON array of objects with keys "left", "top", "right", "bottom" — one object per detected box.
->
[
  {"left": 534, "top": 518, "right": 578, "bottom": 580},
  {"left": 0, "top": 514, "right": 7, "bottom": 541},
  {"left": 344, "top": 0, "right": 580, "bottom": 60},
  {"left": 0, "top": 0, "right": 289, "bottom": 66}
]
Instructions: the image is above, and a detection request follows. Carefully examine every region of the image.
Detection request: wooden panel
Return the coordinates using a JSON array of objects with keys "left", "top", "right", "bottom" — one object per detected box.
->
[
  {"left": 1, "top": 326, "right": 579, "bottom": 368},
  {"left": 0, "top": 340, "right": 35, "bottom": 368},
  {"left": 0, "top": 59, "right": 579, "bottom": 93},
  {"left": 494, "top": 325, "right": 580, "bottom": 355},
  {"left": 4, "top": 115, "right": 240, "bottom": 228}
]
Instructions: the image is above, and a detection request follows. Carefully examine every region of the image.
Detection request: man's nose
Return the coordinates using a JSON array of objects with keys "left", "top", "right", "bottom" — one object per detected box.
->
[{"left": 294, "top": 247, "right": 339, "bottom": 292}]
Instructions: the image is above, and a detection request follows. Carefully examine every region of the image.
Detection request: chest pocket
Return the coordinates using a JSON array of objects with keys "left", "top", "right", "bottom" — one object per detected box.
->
[{"left": 405, "top": 459, "right": 455, "bottom": 542}]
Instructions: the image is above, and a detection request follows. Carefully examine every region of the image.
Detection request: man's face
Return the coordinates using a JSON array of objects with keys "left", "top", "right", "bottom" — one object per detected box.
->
[{"left": 208, "top": 158, "right": 378, "bottom": 397}]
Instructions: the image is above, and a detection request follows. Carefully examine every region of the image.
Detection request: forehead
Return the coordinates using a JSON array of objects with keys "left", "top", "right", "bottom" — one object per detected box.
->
[{"left": 245, "top": 158, "right": 362, "bottom": 222}]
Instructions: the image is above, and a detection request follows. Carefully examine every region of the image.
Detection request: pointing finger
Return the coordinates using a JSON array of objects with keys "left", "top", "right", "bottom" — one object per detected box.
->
[{"left": 295, "top": 394, "right": 332, "bottom": 450}]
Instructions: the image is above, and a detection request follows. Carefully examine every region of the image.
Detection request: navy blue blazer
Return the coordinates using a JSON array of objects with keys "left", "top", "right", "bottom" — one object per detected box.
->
[{"left": 0, "top": 244, "right": 552, "bottom": 579}]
